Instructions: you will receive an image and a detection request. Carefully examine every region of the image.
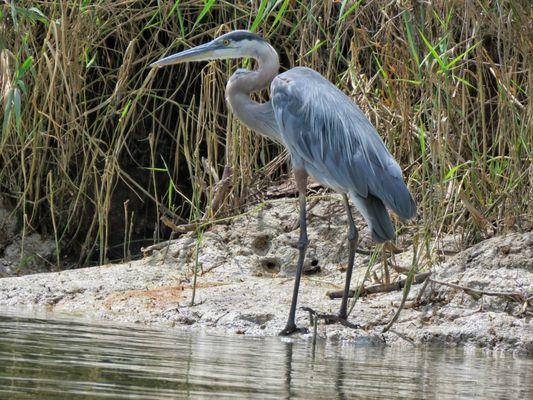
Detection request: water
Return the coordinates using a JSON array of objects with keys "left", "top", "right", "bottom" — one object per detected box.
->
[{"left": 0, "top": 310, "right": 530, "bottom": 399}]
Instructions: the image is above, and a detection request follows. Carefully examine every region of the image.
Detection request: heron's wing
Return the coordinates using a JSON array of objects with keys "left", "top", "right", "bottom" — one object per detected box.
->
[{"left": 271, "top": 67, "right": 415, "bottom": 220}]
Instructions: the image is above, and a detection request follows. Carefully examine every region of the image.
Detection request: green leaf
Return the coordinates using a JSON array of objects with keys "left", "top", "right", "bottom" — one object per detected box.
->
[
  {"left": 373, "top": 53, "right": 388, "bottom": 79},
  {"left": 141, "top": 8, "right": 162, "bottom": 33},
  {"left": 337, "top": 0, "right": 350, "bottom": 19},
  {"left": 395, "top": 78, "right": 421, "bottom": 85},
  {"left": 444, "top": 165, "right": 460, "bottom": 181},
  {"left": 340, "top": 0, "right": 363, "bottom": 21},
  {"left": 447, "top": 41, "right": 479, "bottom": 69},
  {"left": 143, "top": 167, "right": 168, "bottom": 172},
  {"left": 86, "top": 54, "right": 96, "bottom": 68},
  {"left": 302, "top": 40, "right": 326, "bottom": 58},
  {"left": 268, "top": 0, "right": 290, "bottom": 34},
  {"left": 16, "top": 80, "right": 27, "bottom": 95},
  {"left": 84, "top": 48, "right": 96, "bottom": 68},
  {"left": 176, "top": 7, "right": 185, "bottom": 37},
  {"left": 120, "top": 99, "right": 132, "bottom": 120},
  {"left": 250, "top": 0, "right": 269, "bottom": 32},
  {"left": 418, "top": 124, "right": 426, "bottom": 156},
  {"left": 10, "top": 1, "right": 18, "bottom": 30},
  {"left": 13, "top": 87, "right": 21, "bottom": 129},
  {"left": 402, "top": 12, "right": 420, "bottom": 68},
  {"left": 453, "top": 74, "right": 475, "bottom": 89},
  {"left": 193, "top": 0, "right": 215, "bottom": 30},
  {"left": 444, "top": 160, "right": 472, "bottom": 182},
  {"left": 16, "top": 56, "right": 33, "bottom": 79},
  {"left": 2, "top": 89, "right": 14, "bottom": 135},
  {"left": 13, "top": 88, "right": 21, "bottom": 114},
  {"left": 168, "top": 0, "right": 181, "bottom": 18},
  {"left": 21, "top": 56, "right": 33, "bottom": 71},
  {"left": 29, "top": 7, "right": 47, "bottom": 22},
  {"left": 418, "top": 29, "right": 446, "bottom": 72}
]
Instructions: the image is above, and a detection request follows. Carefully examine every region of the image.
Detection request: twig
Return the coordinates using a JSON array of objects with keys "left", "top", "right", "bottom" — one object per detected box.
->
[
  {"left": 383, "top": 241, "right": 405, "bottom": 254},
  {"left": 207, "top": 165, "right": 233, "bottom": 215},
  {"left": 306, "top": 308, "right": 319, "bottom": 358},
  {"left": 388, "top": 329, "right": 416, "bottom": 346},
  {"left": 327, "top": 272, "right": 431, "bottom": 299},
  {"left": 414, "top": 273, "right": 432, "bottom": 304},
  {"left": 382, "top": 259, "right": 418, "bottom": 334},
  {"left": 355, "top": 247, "right": 373, "bottom": 255},
  {"left": 383, "top": 253, "right": 390, "bottom": 285},
  {"left": 428, "top": 278, "right": 531, "bottom": 303},
  {"left": 265, "top": 180, "right": 322, "bottom": 198},
  {"left": 390, "top": 263, "right": 410, "bottom": 274},
  {"left": 301, "top": 307, "right": 359, "bottom": 329},
  {"left": 159, "top": 198, "right": 270, "bottom": 235},
  {"left": 327, "top": 269, "right": 530, "bottom": 307},
  {"left": 190, "top": 231, "right": 203, "bottom": 306},
  {"left": 162, "top": 231, "right": 176, "bottom": 262},
  {"left": 159, "top": 216, "right": 206, "bottom": 234},
  {"left": 141, "top": 238, "right": 179, "bottom": 255}
]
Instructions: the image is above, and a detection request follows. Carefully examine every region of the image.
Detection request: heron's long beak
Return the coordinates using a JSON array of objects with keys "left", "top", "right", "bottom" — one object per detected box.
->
[{"left": 150, "top": 41, "right": 218, "bottom": 68}]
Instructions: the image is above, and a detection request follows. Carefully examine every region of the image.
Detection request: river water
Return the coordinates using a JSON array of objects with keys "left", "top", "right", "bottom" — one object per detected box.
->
[{"left": 0, "top": 310, "right": 530, "bottom": 399}]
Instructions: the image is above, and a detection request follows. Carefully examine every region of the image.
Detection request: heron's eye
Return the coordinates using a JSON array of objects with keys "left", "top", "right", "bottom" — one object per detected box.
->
[{"left": 223, "top": 39, "right": 230, "bottom": 46}]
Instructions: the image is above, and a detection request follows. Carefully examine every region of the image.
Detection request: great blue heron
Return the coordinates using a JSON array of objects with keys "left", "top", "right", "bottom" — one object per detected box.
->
[{"left": 151, "top": 30, "right": 416, "bottom": 335}]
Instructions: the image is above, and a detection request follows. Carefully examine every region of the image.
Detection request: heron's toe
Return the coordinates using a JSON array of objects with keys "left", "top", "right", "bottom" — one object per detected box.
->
[{"left": 279, "top": 324, "right": 309, "bottom": 336}]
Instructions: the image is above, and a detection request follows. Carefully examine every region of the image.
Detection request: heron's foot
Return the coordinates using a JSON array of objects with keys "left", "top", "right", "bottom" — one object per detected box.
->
[
  {"left": 324, "top": 314, "right": 359, "bottom": 329},
  {"left": 279, "top": 323, "right": 309, "bottom": 336},
  {"left": 301, "top": 307, "right": 360, "bottom": 329}
]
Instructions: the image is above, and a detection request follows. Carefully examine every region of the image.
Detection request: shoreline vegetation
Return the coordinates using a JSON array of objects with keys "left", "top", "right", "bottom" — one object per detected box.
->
[
  {"left": 0, "top": 2, "right": 531, "bottom": 349},
  {"left": 1, "top": 1, "right": 530, "bottom": 265}
]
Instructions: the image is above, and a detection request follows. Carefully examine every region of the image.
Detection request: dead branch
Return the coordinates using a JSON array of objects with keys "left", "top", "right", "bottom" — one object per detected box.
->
[
  {"left": 327, "top": 271, "right": 531, "bottom": 307},
  {"left": 209, "top": 165, "right": 233, "bottom": 214},
  {"left": 327, "top": 272, "right": 431, "bottom": 299},
  {"left": 141, "top": 239, "right": 177, "bottom": 255},
  {"left": 301, "top": 307, "right": 360, "bottom": 329},
  {"left": 428, "top": 278, "right": 532, "bottom": 303}
]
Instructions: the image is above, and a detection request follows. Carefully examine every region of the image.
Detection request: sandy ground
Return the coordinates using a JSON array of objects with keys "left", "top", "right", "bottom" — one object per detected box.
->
[{"left": 0, "top": 196, "right": 531, "bottom": 355}]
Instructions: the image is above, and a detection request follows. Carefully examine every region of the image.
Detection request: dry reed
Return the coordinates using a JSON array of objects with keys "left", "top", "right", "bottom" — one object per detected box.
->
[{"left": 1, "top": 0, "right": 530, "bottom": 266}]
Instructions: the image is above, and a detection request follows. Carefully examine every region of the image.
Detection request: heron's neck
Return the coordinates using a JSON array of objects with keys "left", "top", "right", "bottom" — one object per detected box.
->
[
  {"left": 225, "top": 42, "right": 281, "bottom": 142},
  {"left": 228, "top": 42, "right": 279, "bottom": 94}
]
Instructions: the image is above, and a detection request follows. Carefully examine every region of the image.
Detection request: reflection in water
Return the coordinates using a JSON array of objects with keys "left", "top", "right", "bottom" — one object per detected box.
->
[
  {"left": 284, "top": 339, "right": 292, "bottom": 400},
  {"left": 0, "top": 310, "right": 531, "bottom": 399}
]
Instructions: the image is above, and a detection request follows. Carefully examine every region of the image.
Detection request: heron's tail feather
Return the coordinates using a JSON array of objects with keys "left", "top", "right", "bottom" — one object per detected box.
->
[
  {"left": 371, "top": 171, "right": 417, "bottom": 221},
  {"left": 350, "top": 193, "right": 395, "bottom": 243}
]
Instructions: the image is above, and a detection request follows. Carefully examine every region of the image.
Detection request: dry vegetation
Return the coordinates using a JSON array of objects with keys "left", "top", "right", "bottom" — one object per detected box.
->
[{"left": 0, "top": 1, "right": 531, "bottom": 267}]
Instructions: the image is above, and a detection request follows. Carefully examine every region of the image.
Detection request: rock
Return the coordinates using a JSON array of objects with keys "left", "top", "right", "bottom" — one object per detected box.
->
[
  {"left": 0, "top": 198, "right": 57, "bottom": 277},
  {"left": 0, "top": 198, "right": 18, "bottom": 249},
  {"left": 239, "top": 313, "right": 274, "bottom": 325},
  {"left": 1, "top": 234, "right": 56, "bottom": 277}
]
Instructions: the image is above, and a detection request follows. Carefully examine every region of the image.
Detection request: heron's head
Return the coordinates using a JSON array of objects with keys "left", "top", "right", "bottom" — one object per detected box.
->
[{"left": 150, "top": 30, "right": 267, "bottom": 68}]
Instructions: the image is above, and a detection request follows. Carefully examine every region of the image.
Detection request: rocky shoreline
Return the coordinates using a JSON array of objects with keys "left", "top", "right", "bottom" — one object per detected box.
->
[{"left": 0, "top": 196, "right": 531, "bottom": 355}]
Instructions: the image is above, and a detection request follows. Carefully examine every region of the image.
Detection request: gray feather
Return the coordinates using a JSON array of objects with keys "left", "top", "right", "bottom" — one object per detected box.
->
[
  {"left": 351, "top": 193, "right": 395, "bottom": 243},
  {"left": 271, "top": 67, "right": 416, "bottom": 225}
]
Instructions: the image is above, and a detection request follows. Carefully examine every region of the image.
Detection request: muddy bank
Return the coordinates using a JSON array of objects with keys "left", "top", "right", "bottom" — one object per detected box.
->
[{"left": 0, "top": 196, "right": 531, "bottom": 355}]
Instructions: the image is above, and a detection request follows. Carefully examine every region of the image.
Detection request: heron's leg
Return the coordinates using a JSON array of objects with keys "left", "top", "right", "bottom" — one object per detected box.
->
[
  {"left": 279, "top": 169, "right": 309, "bottom": 336},
  {"left": 338, "top": 193, "right": 359, "bottom": 320}
]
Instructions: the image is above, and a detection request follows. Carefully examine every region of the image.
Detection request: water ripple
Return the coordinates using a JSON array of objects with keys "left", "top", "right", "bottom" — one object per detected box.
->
[{"left": 0, "top": 310, "right": 531, "bottom": 399}]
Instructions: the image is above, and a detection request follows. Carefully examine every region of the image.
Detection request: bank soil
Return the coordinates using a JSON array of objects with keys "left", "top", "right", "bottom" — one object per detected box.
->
[{"left": 0, "top": 196, "right": 531, "bottom": 355}]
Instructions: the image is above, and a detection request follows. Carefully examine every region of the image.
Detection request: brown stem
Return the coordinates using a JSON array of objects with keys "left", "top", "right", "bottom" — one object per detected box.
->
[{"left": 327, "top": 272, "right": 431, "bottom": 299}]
